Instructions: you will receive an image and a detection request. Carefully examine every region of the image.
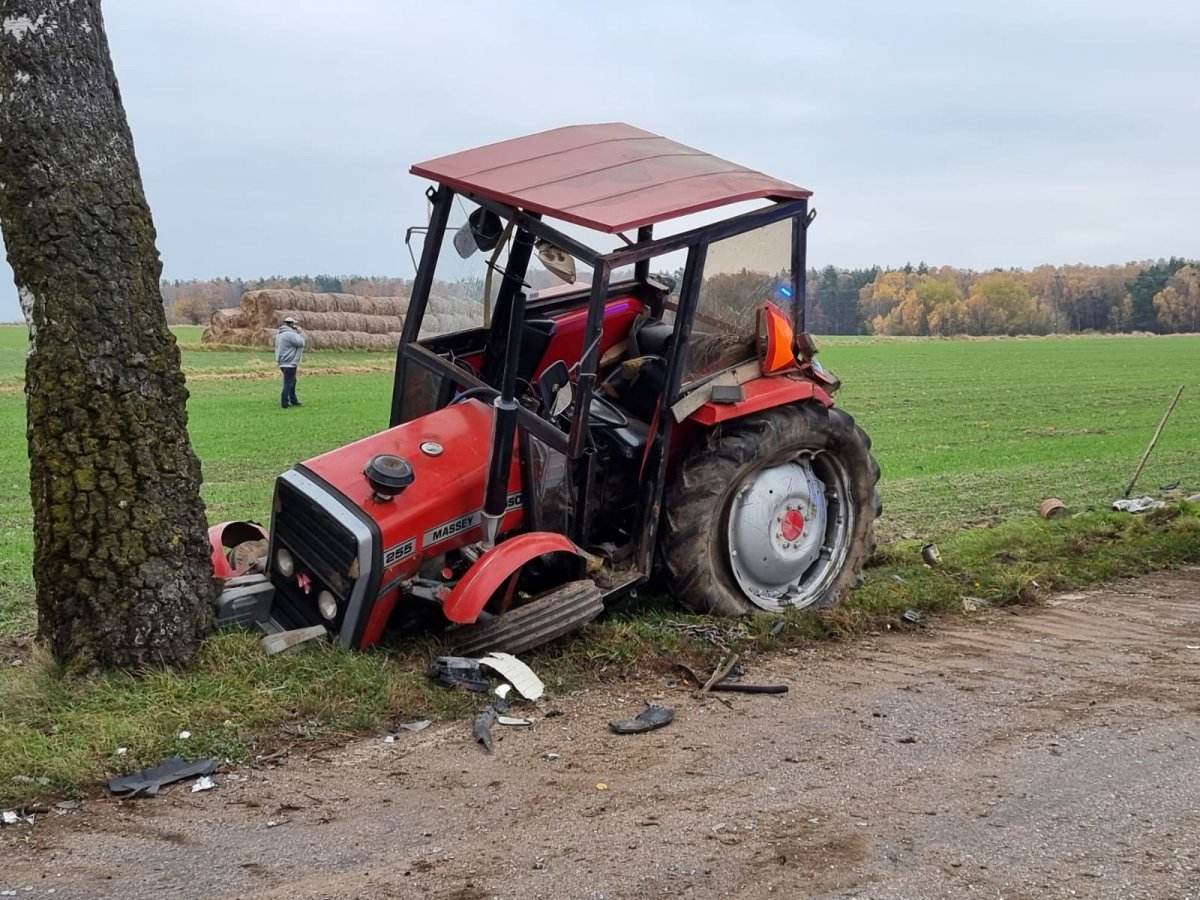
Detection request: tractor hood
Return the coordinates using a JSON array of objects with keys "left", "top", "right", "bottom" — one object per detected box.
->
[{"left": 299, "top": 398, "right": 523, "bottom": 580}]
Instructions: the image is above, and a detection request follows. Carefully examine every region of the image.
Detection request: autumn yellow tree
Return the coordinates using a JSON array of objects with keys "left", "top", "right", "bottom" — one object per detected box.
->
[{"left": 1153, "top": 266, "right": 1200, "bottom": 332}]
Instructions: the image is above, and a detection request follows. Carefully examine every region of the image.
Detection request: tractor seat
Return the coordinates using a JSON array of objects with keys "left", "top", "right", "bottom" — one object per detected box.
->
[{"left": 629, "top": 316, "right": 673, "bottom": 357}]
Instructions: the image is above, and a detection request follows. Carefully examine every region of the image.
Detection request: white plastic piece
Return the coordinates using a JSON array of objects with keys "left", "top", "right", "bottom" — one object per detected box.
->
[
  {"left": 475, "top": 652, "right": 545, "bottom": 700},
  {"left": 191, "top": 776, "right": 217, "bottom": 793},
  {"left": 497, "top": 716, "right": 532, "bottom": 727}
]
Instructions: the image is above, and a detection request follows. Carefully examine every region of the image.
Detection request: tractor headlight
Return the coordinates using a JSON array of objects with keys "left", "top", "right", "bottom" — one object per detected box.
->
[
  {"left": 275, "top": 548, "right": 294, "bottom": 577},
  {"left": 317, "top": 590, "right": 338, "bottom": 621}
]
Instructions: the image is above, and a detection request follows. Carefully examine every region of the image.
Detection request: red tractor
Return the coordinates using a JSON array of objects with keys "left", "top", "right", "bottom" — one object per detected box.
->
[{"left": 219, "top": 123, "right": 881, "bottom": 655}]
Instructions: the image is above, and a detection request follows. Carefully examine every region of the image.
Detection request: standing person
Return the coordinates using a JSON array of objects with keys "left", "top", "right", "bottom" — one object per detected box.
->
[{"left": 274, "top": 316, "right": 306, "bottom": 408}]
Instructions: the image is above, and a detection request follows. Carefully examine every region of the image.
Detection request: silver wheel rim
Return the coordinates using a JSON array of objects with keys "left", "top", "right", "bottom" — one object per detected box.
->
[{"left": 725, "top": 451, "right": 853, "bottom": 612}]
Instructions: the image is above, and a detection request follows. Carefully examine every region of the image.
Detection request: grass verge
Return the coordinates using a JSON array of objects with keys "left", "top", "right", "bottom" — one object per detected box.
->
[{"left": 2, "top": 505, "right": 1197, "bottom": 809}]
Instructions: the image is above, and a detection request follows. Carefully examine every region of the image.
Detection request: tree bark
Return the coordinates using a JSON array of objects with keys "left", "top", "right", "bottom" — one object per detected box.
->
[{"left": 0, "top": 0, "right": 215, "bottom": 669}]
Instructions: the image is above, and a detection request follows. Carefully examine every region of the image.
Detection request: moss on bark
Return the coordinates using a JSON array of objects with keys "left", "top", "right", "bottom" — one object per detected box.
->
[{"left": 0, "top": 0, "right": 215, "bottom": 669}]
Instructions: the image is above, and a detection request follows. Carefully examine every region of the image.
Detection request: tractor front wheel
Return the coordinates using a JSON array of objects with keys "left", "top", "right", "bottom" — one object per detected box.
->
[{"left": 662, "top": 403, "right": 881, "bottom": 616}]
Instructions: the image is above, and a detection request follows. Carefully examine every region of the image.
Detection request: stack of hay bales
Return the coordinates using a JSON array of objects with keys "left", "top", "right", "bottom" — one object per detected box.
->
[{"left": 200, "top": 289, "right": 484, "bottom": 350}]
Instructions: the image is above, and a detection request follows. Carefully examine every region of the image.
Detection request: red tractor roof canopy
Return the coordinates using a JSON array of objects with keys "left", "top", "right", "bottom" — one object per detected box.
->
[{"left": 410, "top": 123, "right": 811, "bottom": 234}]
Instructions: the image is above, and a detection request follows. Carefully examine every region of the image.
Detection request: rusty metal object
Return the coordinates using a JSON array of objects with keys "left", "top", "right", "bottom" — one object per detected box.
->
[{"left": 1038, "top": 498, "right": 1069, "bottom": 520}]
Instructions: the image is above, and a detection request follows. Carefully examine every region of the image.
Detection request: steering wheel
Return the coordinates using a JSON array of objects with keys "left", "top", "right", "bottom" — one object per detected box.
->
[{"left": 587, "top": 392, "right": 629, "bottom": 429}]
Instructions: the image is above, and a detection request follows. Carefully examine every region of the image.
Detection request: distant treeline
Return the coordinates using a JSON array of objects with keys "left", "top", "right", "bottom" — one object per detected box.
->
[{"left": 162, "top": 258, "right": 1200, "bottom": 336}]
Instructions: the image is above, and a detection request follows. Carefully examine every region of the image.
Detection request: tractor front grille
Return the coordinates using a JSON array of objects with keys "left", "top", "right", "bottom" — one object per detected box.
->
[{"left": 270, "top": 478, "right": 359, "bottom": 631}]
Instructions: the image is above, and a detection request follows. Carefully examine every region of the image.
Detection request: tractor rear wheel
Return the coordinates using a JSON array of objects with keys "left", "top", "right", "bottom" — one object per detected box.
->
[
  {"left": 448, "top": 579, "right": 604, "bottom": 657},
  {"left": 662, "top": 403, "right": 881, "bottom": 616}
]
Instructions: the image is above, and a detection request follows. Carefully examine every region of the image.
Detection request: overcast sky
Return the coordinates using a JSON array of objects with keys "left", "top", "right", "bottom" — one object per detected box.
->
[{"left": 2, "top": 0, "right": 1198, "bottom": 321}]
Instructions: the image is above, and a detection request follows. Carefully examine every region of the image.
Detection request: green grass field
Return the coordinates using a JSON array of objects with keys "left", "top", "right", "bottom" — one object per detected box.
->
[
  {"left": 1, "top": 323, "right": 1199, "bottom": 803},
  {"left": 2, "top": 325, "right": 1198, "bottom": 634}
]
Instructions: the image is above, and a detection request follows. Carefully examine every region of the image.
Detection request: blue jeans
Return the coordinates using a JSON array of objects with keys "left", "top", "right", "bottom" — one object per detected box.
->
[{"left": 280, "top": 367, "right": 299, "bottom": 407}]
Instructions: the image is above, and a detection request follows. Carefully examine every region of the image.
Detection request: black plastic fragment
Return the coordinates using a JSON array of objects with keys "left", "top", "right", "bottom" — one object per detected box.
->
[
  {"left": 711, "top": 683, "right": 789, "bottom": 694},
  {"left": 609, "top": 704, "right": 675, "bottom": 735},
  {"left": 473, "top": 706, "right": 499, "bottom": 752},
  {"left": 107, "top": 757, "right": 217, "bottom": 797}
]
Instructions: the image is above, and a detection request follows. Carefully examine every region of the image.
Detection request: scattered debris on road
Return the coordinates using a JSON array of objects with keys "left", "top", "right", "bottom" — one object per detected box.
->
[
  {"left": 190, "top": 776, "right": 218, "bottom": 793},
  {"left": 428, "top": 656, "right": 491, "bottom": 692},
  {"left": 609, "top": 703, "right": 675, "bottom": 734},
  {"left": 711, "top": 682, "right": 788, "bottom": 695},
  {"left": 476, "top": 652, "right": 545, "bottom": 700},
  {"left": 107, "top": 757, "right": 218, "bottom": 798},
  {"left": 496, "top": 715, "right": 532, "bottom": 727},
  {"left": 473, "top": 706, "right": 499, "bottom": 752},
  {"left": 697, "top": 653, "right": 741, "bottom": 698},
  {"left": 662, "top": 652, "right": 789, "bottom": 695}
]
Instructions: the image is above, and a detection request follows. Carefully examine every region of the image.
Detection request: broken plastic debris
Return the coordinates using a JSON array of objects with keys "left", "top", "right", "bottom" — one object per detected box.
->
[
  {"left": 383, "top": 735, "right": 397, "bottom": 744},
  {"left": 476, "top": 652, "right": 544, "bottom": 700},
  {"left": 496, "top": 716, "right": 532, "bottom": 727},
  {"left": 108, "top": 757, "right": 217, "bottom": 798},
  {"left": 400, "top": 719, "right": 432, "bottom": 732},
  {"left": 473, "top": 706, "right": 499, "bottom": 753},
  {"left": 900, "top": 609, "right": 924, "bottom": 627},
  {"left": 494, "top": 684, "right": 512, "bottom": 700},
  {"left": 178, "top": 731, "right": 191, "bottom": 740},
  {"left": 543, "top": 752, "right": 561, "bottom": 761},
  {"left": 190, "top": 776, "right": 217, "bottom": 793},
  {"left": 262, "top": 624, "right": 327, "bottom": 655},
  {"left": 609, "top": 703, "right": 675, "bottom": 735},
  {"left": 429, "top": 656, "right": 491, "bottom": 692},
  {"left": 1112, "top": 496, "right": 1165, "bottom": 513},
  {"left": 116, "top": 747, "right": 128, "bottom": 756}
]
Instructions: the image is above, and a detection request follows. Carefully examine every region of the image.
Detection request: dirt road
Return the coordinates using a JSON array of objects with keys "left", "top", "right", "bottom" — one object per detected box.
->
[{"left": 4, "top": 568, "right": 1199, "bottom": 899}]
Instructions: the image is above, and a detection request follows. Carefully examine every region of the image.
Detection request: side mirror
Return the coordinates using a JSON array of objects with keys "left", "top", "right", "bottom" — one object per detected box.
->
[
  {"left": 536, "top": 239, "right": 577, "bottom": 284},
  {"left": 538, "top": 360, "right": 573, "bottom": 418}
]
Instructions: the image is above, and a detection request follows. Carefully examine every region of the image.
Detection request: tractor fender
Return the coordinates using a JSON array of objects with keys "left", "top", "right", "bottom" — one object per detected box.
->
[
  {"left": 687, "top": 377, "right": 833, "bottom": 427},
  {"left": 443, "top": 532, "right": 585, "bottom": 625}
]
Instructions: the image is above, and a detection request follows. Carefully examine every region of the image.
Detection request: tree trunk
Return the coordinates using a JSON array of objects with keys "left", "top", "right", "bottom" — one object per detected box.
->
[{"left": 0, "top": 0, "right": 215, "bottom": 669}]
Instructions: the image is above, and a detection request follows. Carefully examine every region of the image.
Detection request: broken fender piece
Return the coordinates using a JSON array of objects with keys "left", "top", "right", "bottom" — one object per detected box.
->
[
  {"left": 476, "top": 652, "right": 545, "bottom": 700},
  {"left": 108, "top": 757, "right": 217, "bottom": 797},
  {"left": 609, "top": 704, "right": 675, "bottom": 735}
]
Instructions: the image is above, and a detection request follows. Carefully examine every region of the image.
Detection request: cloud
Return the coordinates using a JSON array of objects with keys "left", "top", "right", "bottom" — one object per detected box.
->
[{"left": 1, "top": 0, "right": 1198, "bottom": 320}]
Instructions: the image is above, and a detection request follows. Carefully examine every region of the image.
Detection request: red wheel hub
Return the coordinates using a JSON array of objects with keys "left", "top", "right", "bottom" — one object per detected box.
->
[{"left": 780, "top": 509, "right": 805, "bottom": 542}]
